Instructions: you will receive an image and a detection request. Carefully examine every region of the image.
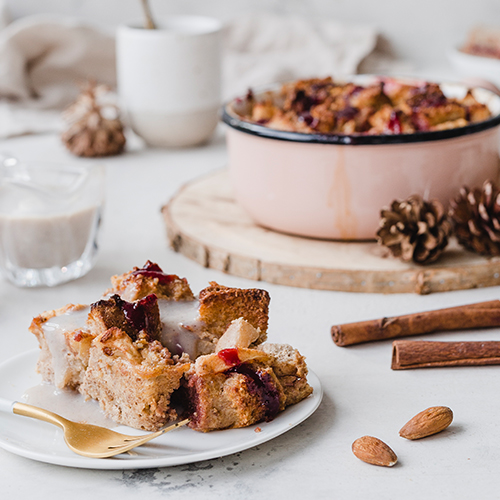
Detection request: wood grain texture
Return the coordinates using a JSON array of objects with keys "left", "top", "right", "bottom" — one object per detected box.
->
[{"left": 162, "top": 169, "right": 500, "bottom": 294}]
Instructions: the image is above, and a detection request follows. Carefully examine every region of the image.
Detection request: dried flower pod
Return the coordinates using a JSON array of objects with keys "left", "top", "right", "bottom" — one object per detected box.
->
[
  {"left": 376, "top": 195, "right": 451, "bottom": 264},
  {"left": 448, "top": 180, "right": 500, "bottom": 256},
  {"left": 61, "top": 81, "right": 126, "bottom": 158}
]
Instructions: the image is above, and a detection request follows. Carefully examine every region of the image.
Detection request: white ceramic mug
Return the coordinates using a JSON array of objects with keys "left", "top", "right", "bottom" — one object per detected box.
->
[{"left": 116, "top": 16, "right": 222, "bottom": 147}]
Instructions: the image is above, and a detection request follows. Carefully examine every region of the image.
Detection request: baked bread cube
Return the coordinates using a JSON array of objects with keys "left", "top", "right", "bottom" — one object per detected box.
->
[
  {"left": 413, "top": 102, "right": 466, "bottom": 130},
  {"left": 186, "top": 348, "right": 285, "bottom": 432},
  {"left": 184, "top": 319, "right": 312, "bottom": 432},
  {"left": 460, "top": 90, "right": 492, "bottom": 123},
  {"left": 81, "top": 327, "right": 190, "bottom": 431},
  {"left": 107, "top": 263, "right": 270, "bottom": 356},
  {"left": 368, "top": 105, "right": 416, "bottom": 134},
  {"left": 216, "top": 318, "right": 312, "bottom": 405},
  {"left": 347, "top": 83, "right": 391, "bottom": 111},
  {"left": 431, "top": 118, "right": 469, "bottom": 131},
  {"left": 251, "top": 99, "right": 276, "bottom": 123},
  {"left": 88, "top": 293, "right": 161, "bottom": 342},
  {"left": 108, "top": 260, "right": 194, "bottom": 302},
  {"left": 257, "top": 343, "right": 313, "bottom": 406},
  {"left": 30, "top": 304, "right": 93, "bottom": 389},
  {"left": 198, "top": 282, "right": 269, "bottom": 343},
  {"left": 155, "top": 281, "right": 270, "bottom": 358}
]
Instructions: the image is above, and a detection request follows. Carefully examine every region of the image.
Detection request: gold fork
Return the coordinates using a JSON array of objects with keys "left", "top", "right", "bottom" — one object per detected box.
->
[{"left": 1, "top": 398, "right": 189, "bottom": 458}]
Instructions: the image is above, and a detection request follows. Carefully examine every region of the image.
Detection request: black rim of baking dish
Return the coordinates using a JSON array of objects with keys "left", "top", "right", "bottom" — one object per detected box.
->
[{"left": 221, "top": 102, "right": 500, "bottom": 146}]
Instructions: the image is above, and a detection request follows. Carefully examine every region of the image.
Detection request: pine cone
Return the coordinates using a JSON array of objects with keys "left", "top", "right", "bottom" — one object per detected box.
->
[
  {"left": 61, "top": 82, "right": 126, "bottom": 157},
  {"left": 448, "top": 180, "right": 500, "bottom": 256},
  {"left": 376, "top": 195, "right": 451, "bottom": 264}
]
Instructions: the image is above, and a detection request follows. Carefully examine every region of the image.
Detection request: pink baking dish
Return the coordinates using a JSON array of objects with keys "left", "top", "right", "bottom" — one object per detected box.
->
[{"left": 222, "top": 77, "right": 500, "bottom": 240}]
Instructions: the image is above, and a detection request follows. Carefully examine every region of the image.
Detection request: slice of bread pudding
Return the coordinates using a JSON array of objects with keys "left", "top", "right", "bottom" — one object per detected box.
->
[
  {"left": 185, "top": 319, "right": 312, "bottom": 432},
  {"left": 81, "top": 327, "right": 190, "bottom": 431},
  {"left": 30, "top": 262, "right": 312, "bottom": 432}
]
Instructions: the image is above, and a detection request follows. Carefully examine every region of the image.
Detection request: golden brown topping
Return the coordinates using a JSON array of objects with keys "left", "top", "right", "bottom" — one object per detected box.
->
[
  {"left": 100, "top": 329, "right": 114, "bottom": 343},
  {"left": 103, "top": 347, "right": 114, "bottom": 356},
  {"left": 236, "top": 77, "right": 492, "bottom": 135}
]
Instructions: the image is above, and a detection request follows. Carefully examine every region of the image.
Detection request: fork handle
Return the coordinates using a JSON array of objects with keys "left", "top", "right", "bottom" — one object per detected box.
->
[
  {"left": 0, "top": 396, "right": 66, "bottom": 430},
  {"left": 12, "top": 402, "right": 67, "bottom": 430}
]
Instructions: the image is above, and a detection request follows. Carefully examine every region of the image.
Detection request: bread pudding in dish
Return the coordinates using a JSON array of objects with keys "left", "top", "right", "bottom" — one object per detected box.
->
[
  {"left": 233, "top": 76, "right": 491, "bottom": 136},
  {"left": 222, "top": 75, "right": 500, "bottom": 240},
  {"left": 30, "top": 261, "right": 312, "bottom": 432}
]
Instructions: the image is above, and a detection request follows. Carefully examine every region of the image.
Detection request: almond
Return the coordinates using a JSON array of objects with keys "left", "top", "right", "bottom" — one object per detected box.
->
[
  {"left": 399, "top": 406, "right": 453, "bottom": 440},
  {"left": 352, "top": 436, "right": 398, "bottom": 467}
]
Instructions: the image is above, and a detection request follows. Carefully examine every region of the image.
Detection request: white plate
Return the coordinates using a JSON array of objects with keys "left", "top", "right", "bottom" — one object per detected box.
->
[
  {"left": 448, "top": 47, "right": 500, "bottom": 87},
  {"left": 0, "top": 349, "right": 323, "bottom": 470}
]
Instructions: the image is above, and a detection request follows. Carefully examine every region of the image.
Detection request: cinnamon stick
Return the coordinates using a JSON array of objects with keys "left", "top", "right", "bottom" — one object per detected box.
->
[
  {"left": 331, "top": 300, "right": 500, "bottom": 347},
  {"left": 391, "top": 340, "right": 500, "bottom": 370}
]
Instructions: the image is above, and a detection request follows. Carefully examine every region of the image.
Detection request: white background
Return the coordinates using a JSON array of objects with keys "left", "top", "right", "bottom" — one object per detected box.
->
[{"left": 5, "top": 0, "right": 500, "bottom": 67}]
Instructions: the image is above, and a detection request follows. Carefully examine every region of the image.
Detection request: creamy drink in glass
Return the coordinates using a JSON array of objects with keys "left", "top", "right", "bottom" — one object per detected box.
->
[{"left": 0, "top": 158, "right": 105, "bottom": 287}]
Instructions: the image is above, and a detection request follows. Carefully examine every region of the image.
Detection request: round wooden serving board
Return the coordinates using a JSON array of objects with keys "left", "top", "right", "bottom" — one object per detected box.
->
[{"left": 162, "top": 169, "right": 500, "bottom": 294}]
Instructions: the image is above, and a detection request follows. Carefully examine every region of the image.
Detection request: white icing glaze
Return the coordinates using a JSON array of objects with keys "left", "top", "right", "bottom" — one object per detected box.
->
[
  {"left": 23, "top": 382, "right": 116, "bottom": 428},
  {"left": 31, "top": 299, "right": 207, "bottom": 429},
  {"left": 157, "top": 299, "right": 204, "bottom": 358},
  {"left": 42, "top": 306, "right": 89, "bottom": 388}
]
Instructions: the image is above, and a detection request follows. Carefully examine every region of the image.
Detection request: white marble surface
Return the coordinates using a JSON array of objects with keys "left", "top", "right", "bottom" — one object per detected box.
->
[{"left": 2, "top": 128, "right": 500, "bottom": 498}]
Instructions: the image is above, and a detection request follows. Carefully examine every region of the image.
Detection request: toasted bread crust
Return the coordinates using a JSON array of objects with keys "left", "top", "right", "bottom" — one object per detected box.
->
[
  {"left": 187, "top": 363, "right": 285, "bottom": 432},
  {"left": 257, "top": 343, "right": 313, "bottom": 406},
  {"left": 89, "top": 294, "right": 161, "bottom": 342},
  {"left": 199, "top": 282, "right": 270, "bottom": 342},
  {"left": 108, "top": 263, "right": 194, "bottom": 302}
]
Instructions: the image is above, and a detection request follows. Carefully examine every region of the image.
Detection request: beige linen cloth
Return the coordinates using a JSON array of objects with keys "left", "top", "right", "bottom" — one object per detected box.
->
[{"left": 0, "top": 5, "right": 382, "bottom": 138}]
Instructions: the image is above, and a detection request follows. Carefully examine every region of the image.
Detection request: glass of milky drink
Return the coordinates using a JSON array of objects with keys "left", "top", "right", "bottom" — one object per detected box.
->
[{"left": 0, "top": 157, "right": 105, "bottom": 287}]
